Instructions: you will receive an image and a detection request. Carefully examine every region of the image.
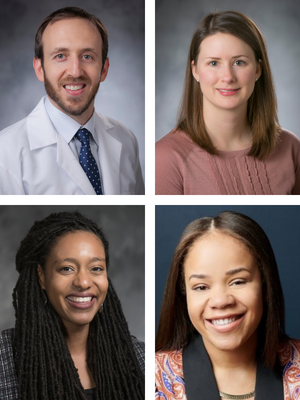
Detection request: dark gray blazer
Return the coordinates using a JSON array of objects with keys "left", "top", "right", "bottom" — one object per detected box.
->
[{"left": 0, "top": 328, "right": 145, "bottom": 400}]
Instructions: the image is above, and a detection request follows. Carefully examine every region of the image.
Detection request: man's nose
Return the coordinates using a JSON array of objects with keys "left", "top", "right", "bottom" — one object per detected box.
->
[{"left": 67, "top": 56, "right": 83, "bottom": 78}]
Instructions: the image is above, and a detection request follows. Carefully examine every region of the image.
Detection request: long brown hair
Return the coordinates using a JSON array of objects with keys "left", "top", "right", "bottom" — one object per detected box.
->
[
  {"left": 156, "top": 211, "right": 286, "bottom": 369},
  {"left": 177, "top": 11, "right": 280, "bottom": 160}
]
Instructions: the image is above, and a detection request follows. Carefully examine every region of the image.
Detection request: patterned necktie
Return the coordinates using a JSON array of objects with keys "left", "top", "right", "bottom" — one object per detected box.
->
[{"left": 75, "top": 128, "right": 103, "bottom": 195}]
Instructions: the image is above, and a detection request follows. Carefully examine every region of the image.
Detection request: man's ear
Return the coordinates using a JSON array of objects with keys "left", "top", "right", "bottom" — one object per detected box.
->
[
  {"left": 100, "top": 58, "right": 109, "bottom": 82},
  {"left": 33, "top": 57, "right": 45, "bottom": 82},
  {"left": 37, "top": 264, "right": 46, "bottom": 290}
]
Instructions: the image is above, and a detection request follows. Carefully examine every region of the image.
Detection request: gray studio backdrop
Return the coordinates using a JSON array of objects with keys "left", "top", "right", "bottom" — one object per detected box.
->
[
  {"left": 0, "top": 0, "right": 145, "bottom": 179},
  {"left": 156, "top": 0, "right": 300, "bottom": 141},
  {"left": 0, "top": 206, "right": 145, "bottom": 341},
  {"left": 156, "top": 205, "right": 300, "bottom": 339}
]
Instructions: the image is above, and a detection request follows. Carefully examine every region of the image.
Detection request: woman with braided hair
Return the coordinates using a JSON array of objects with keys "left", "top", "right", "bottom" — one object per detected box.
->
[{"left": 0, "top": 211, "right": 145, "bottom": 400}]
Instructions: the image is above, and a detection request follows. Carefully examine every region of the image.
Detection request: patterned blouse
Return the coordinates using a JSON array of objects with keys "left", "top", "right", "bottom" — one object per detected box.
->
[{"left": 155, "top": 339, "right": 300, "bottom": 399}]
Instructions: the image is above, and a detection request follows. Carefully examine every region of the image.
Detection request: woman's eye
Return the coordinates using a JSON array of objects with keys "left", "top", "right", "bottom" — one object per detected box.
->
[
  {"left": 209, "top": 61, "right": 218, "bottom": 66},
  {"left": 60, "top": 266, "right": 73, "bottom": 272},
  {"left": 194, "top": 285, "right": 208, "bottom": 291},
  {"left": 91, "top": 266, "right": 104, "bottom": 272},
  {"left": 235, "top": 60, "right": 245, "bottom": 66},
  {"left": 231, "top": 279, "right": 246, "bottom": 286}
]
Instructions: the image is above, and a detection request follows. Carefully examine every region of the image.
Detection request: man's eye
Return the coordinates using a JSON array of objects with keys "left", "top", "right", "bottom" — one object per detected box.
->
[
  {"left": 83, "top": 55, "right": 92, "bottom": 60},
  {"left": 56, "top": 54, "right": 65, "bottom": 59}
]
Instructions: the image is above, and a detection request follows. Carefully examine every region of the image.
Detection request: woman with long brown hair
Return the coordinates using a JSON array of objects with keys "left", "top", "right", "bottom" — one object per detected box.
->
[
  {"left": 155, "top": 11, "right": 300, "bottom": 194},
  {"left": 155, "top": 211, "right": 300, "bottom": 399}
]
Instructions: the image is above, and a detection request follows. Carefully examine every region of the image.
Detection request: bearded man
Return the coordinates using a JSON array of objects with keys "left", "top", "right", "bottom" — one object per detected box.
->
[{"left": 0, "top": 7, "right": 144, "bottom": 195}]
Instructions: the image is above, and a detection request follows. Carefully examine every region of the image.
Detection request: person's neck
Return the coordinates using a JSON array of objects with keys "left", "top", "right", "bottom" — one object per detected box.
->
[
  {"left": 203, "top": 335, "right": 257, "bottom": 371},
  {"left": 64, "top": 323, "right": 89, "bottom": 357},
  {"left": 203, "top": 101, "right": 252, "bottom": 152}
]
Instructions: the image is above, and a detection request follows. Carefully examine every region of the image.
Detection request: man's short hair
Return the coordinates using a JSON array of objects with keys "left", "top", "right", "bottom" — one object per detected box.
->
[{"left": 35, "top": 7, "right": 108, "bottom": 69}]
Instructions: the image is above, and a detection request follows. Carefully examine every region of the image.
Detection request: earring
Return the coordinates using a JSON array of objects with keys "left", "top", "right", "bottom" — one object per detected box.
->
[
  {"left": 99, "top": 303, "right": 104, "bottom": 313},
  {"left": 197, "top": 79, "right": 199, "bottom": 82},
  {"left": 256, "top": 78, "right": 258, "bottom": 81}
]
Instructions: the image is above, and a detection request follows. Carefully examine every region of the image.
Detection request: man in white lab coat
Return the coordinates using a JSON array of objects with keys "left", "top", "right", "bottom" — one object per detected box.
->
[{"left": 0, "top": 7, "right": 144, "bottom": 195}]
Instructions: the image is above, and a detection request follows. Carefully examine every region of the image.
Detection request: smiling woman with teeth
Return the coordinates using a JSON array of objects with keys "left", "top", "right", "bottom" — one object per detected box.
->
[
  {"left": 156, "top": 11, "right": 300, "bottom": 195},
  {"left": 0, "top": 211, "right": 144, "bottom": 400},
  {"left": 155, "top": 211, "right": 300, "bottom": 399}
]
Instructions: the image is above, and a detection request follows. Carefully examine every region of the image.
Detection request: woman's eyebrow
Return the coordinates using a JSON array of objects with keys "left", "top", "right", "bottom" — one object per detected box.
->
[
  {"left": 204, "top": 55, "right": 250, "bottom": 59},
  {"left": 54, "top": 257, "right": 106, "bottom": 264},
  {"left": 225, "top": 267, "right": 251, "bottom": 276},
  {"left": 189, "top": 273, "right": 210, "bottom": 281}
]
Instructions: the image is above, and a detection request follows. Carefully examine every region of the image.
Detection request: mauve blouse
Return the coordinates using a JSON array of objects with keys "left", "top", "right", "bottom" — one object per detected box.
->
[{"left": 155, "top": 129, "right": 300, "bottom": 195}]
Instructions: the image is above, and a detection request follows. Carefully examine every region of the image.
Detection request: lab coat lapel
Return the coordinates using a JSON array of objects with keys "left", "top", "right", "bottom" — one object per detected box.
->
[
  {"left": 56, "top": 134, "right": 96, "bottom": 195},
  {"left": 95, "top": 114, "right": 122, "bottom": 195},
  {"left": 27, "top": 98, "right": 96, "bottom": 195}
]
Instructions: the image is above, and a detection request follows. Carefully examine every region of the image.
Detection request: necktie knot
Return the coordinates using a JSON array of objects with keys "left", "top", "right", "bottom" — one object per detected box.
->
[{"left": 76, "top": 128, "right": 90, "bottom": 146}]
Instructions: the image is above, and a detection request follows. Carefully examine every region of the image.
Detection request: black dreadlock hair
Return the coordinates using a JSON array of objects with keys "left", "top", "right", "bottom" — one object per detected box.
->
[{"left": 13, "top": 211, "right": 144, "bottom": 400}]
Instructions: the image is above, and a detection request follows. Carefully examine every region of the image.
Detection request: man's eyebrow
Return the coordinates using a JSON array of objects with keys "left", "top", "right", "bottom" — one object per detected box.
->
[
  {"left": 49, "top": 47, "right": 98, "bottom": 56},
  {"left": 50, "top": 47, "right": 69, "bottom": 56}
]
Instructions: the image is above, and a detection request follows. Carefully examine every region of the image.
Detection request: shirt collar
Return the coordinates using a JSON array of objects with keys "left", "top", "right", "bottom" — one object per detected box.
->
[{"left": 44, "top": 96, "right": 96, "bottom": 144}]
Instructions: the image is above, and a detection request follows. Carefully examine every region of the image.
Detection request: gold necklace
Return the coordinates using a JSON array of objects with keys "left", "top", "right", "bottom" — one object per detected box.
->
[{"left": 219, "top": 390, "right": 255, "bottom": 399}]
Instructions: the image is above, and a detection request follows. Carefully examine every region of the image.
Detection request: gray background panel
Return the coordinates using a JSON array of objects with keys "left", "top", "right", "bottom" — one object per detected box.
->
[
  {"left": 0, "top": 205, "right": 145, "bottom": 341},
  {"left": 156, "top": 0, "right": 300, "bottom": 141},
  {"left": 0, "top": 0, "right": 145, "bottom": 179}
]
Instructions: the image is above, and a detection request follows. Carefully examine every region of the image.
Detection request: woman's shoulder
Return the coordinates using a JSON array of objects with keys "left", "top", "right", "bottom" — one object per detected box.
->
[
  {"left": 0, "top": 328, "right": 15, "bottom": 349},
  {"left": 156, "top": 128, "right": 202, "bottom": 159},
  {"left": 155, "top": 349, "right": 185, "bottom": 399},
  {"left": 0, "top": 329, "right": 18, "bottom": 399},
  {"left": 277, "top": 128, "right": 300, "bottom": 150},
  {"left": 278, "top": 338, "right": 300, "bottom": 366},
  {"left": 131, "top": 336, "right": 145, "bottom": 375},
  {"left": 155, "top": 348, "right": 184, "bottom": 375}
]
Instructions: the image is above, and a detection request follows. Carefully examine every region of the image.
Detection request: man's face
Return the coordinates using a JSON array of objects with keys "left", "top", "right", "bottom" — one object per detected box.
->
[{"left": 34, "top": 18, "right": 109, "bottom": 123}]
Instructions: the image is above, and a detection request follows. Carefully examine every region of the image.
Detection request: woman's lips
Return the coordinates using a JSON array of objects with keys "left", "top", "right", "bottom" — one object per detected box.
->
[
  {"left": 65, "top": 295, "right": 96, "bottom": 310},
  {"left": 206, "top": 314, "right": 244, "bottom": 333},
  {"left": 217, "top": 88, "right": 240, "bottom": 96}
]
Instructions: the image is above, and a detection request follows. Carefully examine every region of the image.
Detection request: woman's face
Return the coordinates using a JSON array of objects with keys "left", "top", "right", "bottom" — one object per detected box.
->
[
  {"left": 37, "top": 231, "right": 108, "bottom": 332},
  {"left": 184, "top": 230, "right": 263, "bottom": 355},
  {"left": 192, "top": 33, "right": 261, "bottom": 114}
]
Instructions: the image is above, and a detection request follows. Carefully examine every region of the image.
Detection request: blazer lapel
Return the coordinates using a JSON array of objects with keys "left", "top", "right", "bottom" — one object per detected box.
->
[
  {"left": 255, "top": 357, "right": 283, "bottom": 400},
  {"left": 183, "top": 334, "right": 220, "bottom": 400},
  {"left": 183, "top": 334, "right": 284, "bottom": 400}
]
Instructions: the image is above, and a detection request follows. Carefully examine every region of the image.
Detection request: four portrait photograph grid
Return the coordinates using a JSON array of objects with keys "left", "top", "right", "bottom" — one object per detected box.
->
[{"left": 0, "top": 0, "right": 299, "bottom": 399}]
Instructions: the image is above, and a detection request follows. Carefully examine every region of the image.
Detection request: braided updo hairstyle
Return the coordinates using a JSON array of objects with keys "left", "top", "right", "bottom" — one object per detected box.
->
[{"left": 13, "top": 211, "right": 144, "bottom": 400}]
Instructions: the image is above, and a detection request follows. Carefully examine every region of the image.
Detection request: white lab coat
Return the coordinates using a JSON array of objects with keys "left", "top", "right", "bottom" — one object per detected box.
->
[{"left": 0, "top": 97, "right": 144, "bottom": 195}]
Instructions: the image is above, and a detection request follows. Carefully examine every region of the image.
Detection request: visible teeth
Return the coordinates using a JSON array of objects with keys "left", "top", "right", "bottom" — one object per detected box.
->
[
  {"left": 65, "top": 85, "right": 84, "bottom": 90},
  {"left": 67, "top": 296, "right": 92, "bottom": 303},
  {"left": 211, "top": 316, "right": 238, "bottom": 326},
  {"left": 219, "top": 89, "right": 236, "bottom": 92}
]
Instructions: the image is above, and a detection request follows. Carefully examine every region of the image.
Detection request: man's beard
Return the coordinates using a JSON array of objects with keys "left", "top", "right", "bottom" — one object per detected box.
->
[{"left": 44, "top": 72, "right": 100, "bottom": 117}]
